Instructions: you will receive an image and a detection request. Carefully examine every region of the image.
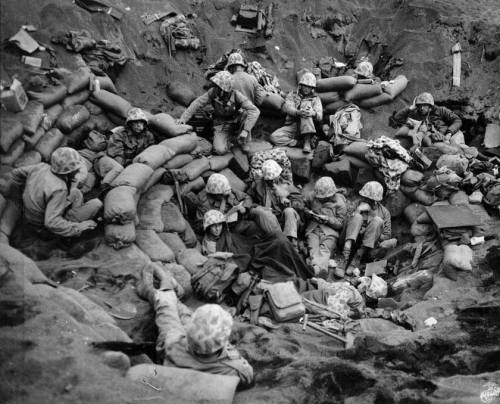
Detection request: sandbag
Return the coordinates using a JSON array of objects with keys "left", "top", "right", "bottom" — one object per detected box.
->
[
  {"left": 401, "top": 169, "right": 424, "bottom": 187},
  {"left": 0, "top": 194, "right": 6, "bottom": 218},
  {"left": 162, "top": 263, "right": 192, "bottom": 298},
  {"left": 208, "top": 154, "right": 233, "bottom": 171},
  {"left": 27, "top": 85, "right": 67, "bottom": 107},
  {"left": 316, "top": 76, "right": 357, "bottom": 92},
  {"left": 105, "top": 223, "right": 136, "bottom": 249},
  {"left": 18, "top": 101, "right": 44, "bottom": 135},
  {"left": 245, "top": 140, "right": 273, "bottom": 157},
  {"left": 318, "top": 91, "right": 340, "bottom": 105},
  {"left": 65, "top": 67, "right": 91, "bottom": 94},
  {"left": 404, "top": 203, "right": 426, "bottom": 224},
  {"left": 0, "top": 139, "right": 25, "bottom": 165},
  {"left": 177, "top": 248, "right": 208, "bottom": 276},
  {"left": 0, "top": 165, "right": 13, "bottom": 196},
  {"left": 416, "top": 211, "right": 432, "bottom": 224},
  {"left": 107, "top": 111, "right": 125, "bottom": 125},
  {"left": 172, "top": 157, "right": 210, "bottom": 182},
  {"left": 43, "top": 104, "right": 64, "bottom": 130},
  {"left": 357, "top": 92, "right": 392, "bottom": 109},
  {"left": 311, "top": 141, "right": 332, "bottom": 169},
  {"left": 436, "top": 154, "right": 468, "bottom": 176},
  {"left": 284, "top": 147, "right": 312, "bottom": 179},
  {"left": 449, "top": 190, "right": 469, "bottom": 205},
  {"left": 80, "top": 170, "right": 97, "bottom": 194},
  {"left": 382, "top": 75, "right": 408, "bottom": 99},
  {"left": 104, "top": 186, "right": 138, "bottom": 224},
  {"left": 260, "top": 92, "right": 285, "bottom": 110},
  {"left": 324, "top": 159, "right": 355, "bottom": 186},
  {"left": 323, "top": 100, "right": 349, "bottom": 115},
  {"left": 411, "top": 189, "right": 436, "bottom": 206},
  {"left": 14, "top": 150, "right": 42, "bottom": 168},
  {"left": 143, "top": 168, "right": 167, "bottom": 192},
  {"left": 160, "top": 133, "right": 199, "bottom": 155},
  {"left": 35, "top": 128, "right": 64, "bottom": 161},
  {"left": 410, "top": 222, "right": 435, "bottom": 237},
  {"left": 126, "top": 364, "right": 238, "bottom": 404},
  {"left": 343, "top": 141, "right": 369, "bottom": 160},
  {"left": 111, "top": 163, "right": 154, "bottom": 191},
  {"left": 158, "top": 232, "right": 187, "bottom": 257},
  {"left": 181, "top": 219, "right": 197, "bottom": 248},
  {"left": 150, "top": 113, "right": 193, "bottom": 138},
  {"left": 137, "top": 184, "right": 174, "bottom": 231},
  {"left": 0, "top": 116, "right": 24, "bottom": 153},
  {"left": 166, "top": 81, "right": 196, "bottom": 106},
  {"left": 191, "top": 137, "right": 213, "bottom": 157},
  {"left": 443, "top": 244, "right": 473, "bottom": 271},
  {"left": 84, "top": 100, "right": 104, "bottom": 115},
  {"left": 384, "top": 189, "right": 410, "bottom": 217},
  {"left": 56, "top": 105, "right": 91, "bottom": 133},
  {"left": 95, "top": 74, "right": 117, "bottom": 93},
  {"left": 90, "top": 89, "right": 131, "bottom": 118},
  {"left": 133, "top": 145, "right": 175, "bottom": 169},
  {"left": 0, "top": 199, "right": 21, "bottom": 237},
  {"left": 164, "top": 154, "right": 194, "bottom": 169},
  {"left": 89, "top": 114, "right": 113, "bottom": 133},
  {"left": 180, "top": 177, "right": 205, "bottom": 195},
  {"left": 136, "top": 229, "right": 175, "bottom": 262},
  {"left": 161, "top": 202, "right": 187, "bottom": 233},
  {"left": 229, "top": 147, "right": 250, "bottom": 178},
  {"left": 219, "top": 168, "right": 246, "bottom": 192},
  {"left": 62, "top": 90, "right": 90, "bottom": 108},
  {"left": 23, "top": 127, "right": 46, "bottom": 149},
  {"left": 66, "top": 120, "right": 96, "bottom": 149},
  {"left": 344, "top": 83, "right": 383, "bottom": 102}
]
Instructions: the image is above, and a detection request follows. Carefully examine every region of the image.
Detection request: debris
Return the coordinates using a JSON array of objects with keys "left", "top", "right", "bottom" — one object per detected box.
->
[
  {"left": 425, "top": 205, "right": 482, "bottom": 230},
  {"left": 424, "top": 317, "right": 438, "bottom": 327},
  {"left": 74, "top": 0, "right": 124, "bottom": 20},
  {"left": 0, "top": 78, "right": 28, "bottom": 112},
  {"left": 452, "top": 43, "right": 462, "bottom": 87},
  {"left": 21, "top": 56, "right": 42, "bottom": 68},
  {"left": 364, "top": 260, "right": 387, "bottom": 276},
  {"left": 470, "top": 236, "right": 485, "bottom": 246},
  {"left": 9, "top": 28, "right": 41, "bottom": 53},
  {"left": 484, "top": 123, "right": 500, "bottom": 148}
]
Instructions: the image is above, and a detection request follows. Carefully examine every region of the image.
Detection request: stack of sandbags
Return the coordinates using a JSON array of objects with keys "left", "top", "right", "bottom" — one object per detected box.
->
[{"left": 314, "top": 73, "right": 408, "bottom": 115}]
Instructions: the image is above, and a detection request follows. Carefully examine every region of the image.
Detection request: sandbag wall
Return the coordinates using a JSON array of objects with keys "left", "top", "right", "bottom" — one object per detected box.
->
[
  {"left": 0, "top": 68, "right": 120, "bottom": 240},
  {"left": 314, "top": 74, "right": 408, "bottom": 116}
]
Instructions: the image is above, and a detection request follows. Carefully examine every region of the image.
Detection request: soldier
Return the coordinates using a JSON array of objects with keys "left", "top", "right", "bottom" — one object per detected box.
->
[
  {"left": 305, "top": 177, "right": 347, "bottom": 278},
  {"left": 269, "top": 72, "right": 322, "bottom": 153},
  {"left": 177, "top": 71, "right": 260, "bottom": 154},
  {"left": 225, "top": 52, "right": 266, "bottom": 107}
]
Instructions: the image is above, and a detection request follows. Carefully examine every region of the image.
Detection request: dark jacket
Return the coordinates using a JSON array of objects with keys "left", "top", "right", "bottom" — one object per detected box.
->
[{"left": 394, "top": 105, "right": 462, "bottom": 134}]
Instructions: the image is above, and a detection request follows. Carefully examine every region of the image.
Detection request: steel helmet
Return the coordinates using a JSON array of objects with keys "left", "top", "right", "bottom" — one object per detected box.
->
[
  {"left": 359, "top": 181, "right": 384, "bottom": 202},
  {"left": 50, "top": 147, "right": 83, "bottom": 175},
  {"left": 186, "top": 304, "right": 233, "bottom": 355},
  {"left": 210, "top": 71, "right": 234, "bottom": 93},
  {"left": 206, "top": 173, "right": 231, "bottom": 195},
  {"left": 226, "top": 52, "right": 246, "bottom": 69},
  {"left": 203, "top": 209, "right": 226, "bottom": 230},
  {"left": 299, "top": 71, "right": 317, "bottom": 88},
  {"left": 354, "top": 61, "right": 374, "bottom": 78},
  {"left": 315, "top": 177, "right": 337, "bottom": 198},
  {"left": 126, "top": 108, "right": 149, "bottom": 125},
  {"left": 261, "top": 159, "right": 283, "bottom": 180},
  {"left": 415, "top": 92, "right": 434, "bottom": 106}
]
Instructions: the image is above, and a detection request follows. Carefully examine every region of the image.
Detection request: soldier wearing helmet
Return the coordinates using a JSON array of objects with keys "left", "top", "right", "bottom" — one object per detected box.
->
[
  {"left": 136, "top": 264, "right": 254, "bottom": 388},
  {"left": 8, "top": 147, "right": 102, "bottom": 240},
  {"left": 248, "top": 159, "right": 304, "bottom": 247},
  {"left": 225, "top": 52, "right": 266, "bottom": 108},
  {"left": 107, "top": 107, "right": 155, "bottom": 166},
  {"left": 394, "top": 92, "right": 463, "bottom": 149},
  {"left": 201, "top": 209, "right": 227, "bottom": 255},
  {"left": 304, "top": 177, "right": 347, "bottom": 278},
  {"left": 177, "top": 70, "right": 260, "bottom": 154},
  {"left": 186, "top": 173, "right": 252, "bottom": 234},
  {"left": 337, "top": 181, "right": 392, "bottom": 276},
  {"left": 269, "top": 70, "right": 323, "bottom": 153}
]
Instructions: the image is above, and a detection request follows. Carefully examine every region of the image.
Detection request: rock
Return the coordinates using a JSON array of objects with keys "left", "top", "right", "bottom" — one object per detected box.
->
[{"left": 102, "top": 351, "right": 131, "bottom": 374}]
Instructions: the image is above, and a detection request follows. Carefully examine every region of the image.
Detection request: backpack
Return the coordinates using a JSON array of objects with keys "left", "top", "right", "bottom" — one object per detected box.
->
[
  {"left": 191, "top": 256, "right": 239, "bottom": 303},
  {"left": 329, "top": 104, "right": 362, "bottom": 146}
]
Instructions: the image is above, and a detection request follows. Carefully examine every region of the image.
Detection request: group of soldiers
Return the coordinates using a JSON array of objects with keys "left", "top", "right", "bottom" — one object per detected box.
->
[{"left": 4, "top": 52, "right": 465, "bottom": 389}]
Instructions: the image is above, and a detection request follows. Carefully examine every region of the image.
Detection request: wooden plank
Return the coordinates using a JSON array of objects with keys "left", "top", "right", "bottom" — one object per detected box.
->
[
  {"left": 425, "top": 204, "right": 481, "bottom": 229},
  {"left": 452, "top": 43, "right": 462, "bottom": 87}
]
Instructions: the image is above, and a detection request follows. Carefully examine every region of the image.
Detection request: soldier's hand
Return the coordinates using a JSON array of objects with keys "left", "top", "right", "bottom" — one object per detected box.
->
[{"left": 79, "top": 220, "right": 98, "bottom": 232}]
